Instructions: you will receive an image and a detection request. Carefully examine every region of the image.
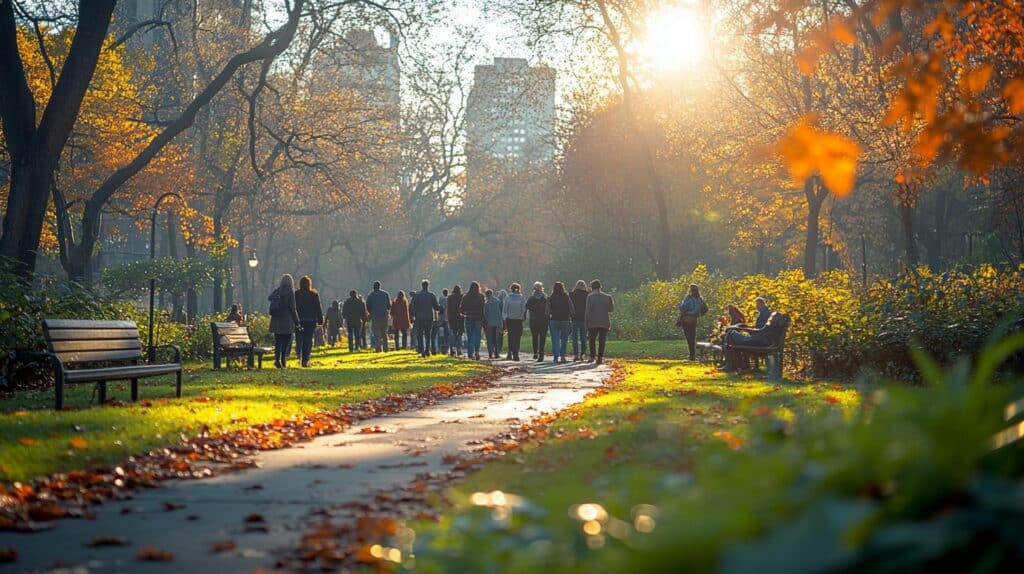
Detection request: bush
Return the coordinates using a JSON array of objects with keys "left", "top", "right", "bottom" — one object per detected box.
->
[
  {"left": 613, "top": 264, "right": 1024, "bottom": 379},
  {"left": 411, "top": 338, "right": 1024, "bottom": 573}
]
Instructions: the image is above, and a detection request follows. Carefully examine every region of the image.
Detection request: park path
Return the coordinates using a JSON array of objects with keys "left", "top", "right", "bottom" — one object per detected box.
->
[{"left": 1, "top": 360, "right": 611, "bottom": 574}]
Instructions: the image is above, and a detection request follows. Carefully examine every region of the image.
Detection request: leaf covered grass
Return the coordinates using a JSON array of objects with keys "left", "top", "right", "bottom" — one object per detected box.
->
[
  {"left": 602, "top": 338, "right": 692, "bottom": 359},
  {"left": 0, "top": 347, "right": 488, "bottom": 482}
]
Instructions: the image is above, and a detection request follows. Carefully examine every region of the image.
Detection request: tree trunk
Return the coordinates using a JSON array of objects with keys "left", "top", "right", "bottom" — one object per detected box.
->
[
  {"left": 803, "top": 179, "right": 825, "bottom": 278},
  {"left": 899, "top": 202, "right": 918, "bottom": 268},
  {"left": 185, "top": 241, "right": 198, "bottom": 322},
  {"left": 212, "top": 212, "right": 224, "bottom": 312}
]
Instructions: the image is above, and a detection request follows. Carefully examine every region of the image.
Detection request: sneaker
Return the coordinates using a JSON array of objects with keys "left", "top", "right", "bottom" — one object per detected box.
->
[{"left": 596, "top": 357, "right": 603, "bottom": 365}]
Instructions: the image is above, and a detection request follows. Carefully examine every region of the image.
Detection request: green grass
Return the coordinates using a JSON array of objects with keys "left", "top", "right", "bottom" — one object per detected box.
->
[
  {"left": 447, "top": 358, "right": 861, "bottom": 516},
  {"left": 602, "top": 338, "right": 691, "bottom": 359},
  {"left": 0, "top": 347, "right": 489, "bottom": 482}
]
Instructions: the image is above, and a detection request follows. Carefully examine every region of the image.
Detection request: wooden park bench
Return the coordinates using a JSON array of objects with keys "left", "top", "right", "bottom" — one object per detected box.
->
[
  {"left": 41, "top": 319, "right": 182, "bottom": 409},
  {"left": 696, "top": 341, "right": 723, "bottom": 363},
  {"left": 211, "top": 322, "right": 272, "bottom": 369},
  {"left": 728, "top": 313, "right": 791, "bottom": 380}
]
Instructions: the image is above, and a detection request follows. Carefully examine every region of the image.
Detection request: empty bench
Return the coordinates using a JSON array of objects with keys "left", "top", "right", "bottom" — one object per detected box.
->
[
  {"left": 728, "top": 313, "right": 790, "bottom": 380},
  {"left": 211, "top": 322, "right": 271, "bottom": 369},
  {"left": 42, "top": 319, "right": 182, "bottom": 409}
]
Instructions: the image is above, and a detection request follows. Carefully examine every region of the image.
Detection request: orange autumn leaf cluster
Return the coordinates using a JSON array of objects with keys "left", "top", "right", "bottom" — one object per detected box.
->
[{"left": 774, "top": 116, "right": 861, "bottom": 197}]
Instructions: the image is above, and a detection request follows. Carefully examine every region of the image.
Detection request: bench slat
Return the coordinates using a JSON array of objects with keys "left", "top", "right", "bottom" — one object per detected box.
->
[
  {"left": 56, "top": 349, "right": 143, "bottom": 364},
  {"left": 45, "top": 328, "right": 140, "bottom": 341},
  {"left": 64, "top": 363, "right": 181, "bottom": 382},
  {"left": 43, "top": 319, "right": 138, "bottom": 330},
  {"left": 49, "top": 339, "right": 142, "bottom": 353}
]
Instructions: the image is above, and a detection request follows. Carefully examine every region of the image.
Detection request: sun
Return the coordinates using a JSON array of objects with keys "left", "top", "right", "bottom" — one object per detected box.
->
[{"left": 637, "top": 4, "right": 707, "bottom": 72}]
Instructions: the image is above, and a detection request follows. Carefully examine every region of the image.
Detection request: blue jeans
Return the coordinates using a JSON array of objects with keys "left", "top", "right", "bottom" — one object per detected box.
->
[
  {"left": 414, "top": 318, "right": 433, "bottom": 355},
  {"left": 274, "top": 333, "right": 293, "bottom": 366},
  {"left": 449, "top": 327, "right": 463, "bottom": 354},
  {"left": 296, "top": 320, "right": 317, "bottom": 364},
  {"left": 347, "top": 325, "right": 361, "bottom": 351},
  {"left": 571, "top": 321, "right": 587, "bottom": 357},
  {"left": 437, "top": 322, "right": 449, "bottom": 351},
  {"left": 465, "top": 319, "right": 482, "bottom": 357},
  {"left": 550, "top": 320, "right": 571, "bottom": 360}
]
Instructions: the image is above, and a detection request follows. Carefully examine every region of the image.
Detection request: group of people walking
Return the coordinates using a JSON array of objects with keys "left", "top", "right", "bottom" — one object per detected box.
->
[{"left": 264, "top": 275, "right": 616, "bottom": 368}]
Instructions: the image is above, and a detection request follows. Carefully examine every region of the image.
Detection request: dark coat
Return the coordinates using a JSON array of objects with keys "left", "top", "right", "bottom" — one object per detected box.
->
[
  {"left": 390, "top": 298, "right": 411, "bottom": 330},
  {"left": 584, "top": 291, "right": 614, "bottom": 329},
  {"left": 295, "top": 290, "right": 324, "bottom": 324},
  {"left": 366, "top": 289, "right": 391, "bottom": 321},
  {"left": 447, "top": 292, "right": 464, "bottom": 330},
  {"left": 410, "top": 289, "right": 440, "bottom": 321},
  {"left": 525, "top": 292, "right": 548, "bottom": 327},
  {"left": 547, "top": 291, "right": 575, "bottom": 322},
  {"left": 570, "top": 288, "right": 589, "bottom": 322},
  {"left": 460, "top": 291, "right": 485, "bottom": 320},
  {"left": 268, "top": 287, "right": 300, "bottom": 334},
  {"left": 326, "top": 305, "right": 342, "bottom": 330},
  {"left": 341, "top": 296, "right": 366, "bottom": 327}
]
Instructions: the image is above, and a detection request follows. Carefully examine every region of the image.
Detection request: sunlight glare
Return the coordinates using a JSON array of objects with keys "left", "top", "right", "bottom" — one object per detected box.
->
[{"left": 638, "top": 3, "right": 707, "bottom": 72}]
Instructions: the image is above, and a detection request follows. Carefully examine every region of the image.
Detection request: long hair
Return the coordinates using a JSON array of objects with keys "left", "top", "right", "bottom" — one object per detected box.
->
[
  {"left": 727, "top": 304, "right": 745, "bottom": 325},
  {"left": 279, "top": 274, "right": 295, "bottom": 292},
  {"left": 396, "top": 290, "right": 406, "bottom": 301},
  {"left": 468, "top": 281, "right": 480, "bottom": 295},
  {"left": 452, "top": 284, "right": 462, "bottom": 296},
  {"left": 553, "top": 281, "right": 567, "bottom": 296},
  {"left": 689, "top": 284, "right": 701, "bottom": 298},
  {"left": 574, "top": 279, "right": 587, "bottom": 291},
  {"left": 298, "top": 275, "right": 316, "bottom": 293}
]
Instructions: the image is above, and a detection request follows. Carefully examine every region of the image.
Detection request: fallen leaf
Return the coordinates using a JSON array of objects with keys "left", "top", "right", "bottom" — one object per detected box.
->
[
  {"left": 244, "top": 513, "right": 265, "bottom": 523},
  {"left": 359, "top": 426, "right": 387, "bottom": 434},
  {"left": 0, "top": 548, "right": 15, "bottom": 563},
  {"left": 88, "top": 536, "right": 130, "bottom": 547},
  {"left": 210, "top": 539, "right": 237, "bottom": 553},
  {"left": 137, "top": 545, "right": 174, "bottom": 561},
  {"left": 68, "top": 437, "right": 88, "bottom": 449},
  {"left": 17, "top": 438, "right": 38, "bottom": 447},
  {"left": 162, "top": 502, "right": 185, "bottom": 512}
]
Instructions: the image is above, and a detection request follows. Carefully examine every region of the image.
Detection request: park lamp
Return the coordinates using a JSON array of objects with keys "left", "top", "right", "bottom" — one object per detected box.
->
[{"left": 248, "top": 250, "right": 259, "bottom": 269}]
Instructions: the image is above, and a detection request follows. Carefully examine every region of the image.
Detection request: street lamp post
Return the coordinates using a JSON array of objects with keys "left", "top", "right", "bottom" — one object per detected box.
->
[
  {"left": 148, "top": 192, "right": 182, "bottom": 363},
  {"left": 248, "top": 250, "right": 259, "bottom": 313}
]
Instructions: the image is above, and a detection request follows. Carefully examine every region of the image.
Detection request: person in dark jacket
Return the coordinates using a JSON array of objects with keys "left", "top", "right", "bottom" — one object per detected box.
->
[
  {"left": 390, "top": 291, "right": 411, "bottom": 350},
  {"left": 447, "top": 285, "right": 465, "bottom": 357},
  {"left": 547, "top": 281, "right": 575, "bottom": 363},
  {"left": 294, "top": 276, "right": 324, "bottom": 367},
  {"left": 483, "top": 289, "right": 504, "bottom": 359},
  {"left": 503, "top": 283, "right": 527, "bottom": 361},
  {"left": 460, "top": 282, "right": 485, "bottom": 360},
  {"left": 569, "top": 280, "right": 589, "bottom": 361},
  {"left": 342, "top": 291, "right": 366, "bottom": 352},
  {"left": 366, "top": 281, "right": 392, "bottom": 352},
  {"left": 326, "top": 300, "right": 342, "bottom": 346},
  {"left": 677, "top": 283, "right": 706, "bottom": 361},
  {"left": 525, "top": 282, "right": 549, "bottom": 362},
  {"left": 268, "top": 274, "right": 301, "bottom": 368},
  {"left": 357, "top": 293, "right": 369, "bottom": 349},
  {"left": 226, "top": 303, "right": 244, "bottom": 325},
  {"left": 410, "top": 280, "right": 440, "bottom": 357},
  {"left": 436, "top": 288, "right": 450, "bottom": 355}
]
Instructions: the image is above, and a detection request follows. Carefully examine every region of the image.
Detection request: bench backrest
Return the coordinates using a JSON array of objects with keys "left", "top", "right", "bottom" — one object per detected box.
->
[
  {"left": 42, "top": 319, "right": 143, "bottom": 365},
  {"left": 211, "top": 322, "right": 253, "bottom": 348}
]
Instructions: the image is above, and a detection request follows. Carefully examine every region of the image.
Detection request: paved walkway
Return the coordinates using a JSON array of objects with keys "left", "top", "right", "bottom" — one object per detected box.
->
[{"left": 2, "top": 360, "right": 611, "bottom": 574}]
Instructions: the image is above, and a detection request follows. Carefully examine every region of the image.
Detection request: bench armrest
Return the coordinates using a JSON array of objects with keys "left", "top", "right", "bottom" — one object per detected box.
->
[
  {"left": 4, "top": 350, "right": 63, "bottom": 387},
  {"left": 148, "top": 344, "right": 182, "bottom": 364}
]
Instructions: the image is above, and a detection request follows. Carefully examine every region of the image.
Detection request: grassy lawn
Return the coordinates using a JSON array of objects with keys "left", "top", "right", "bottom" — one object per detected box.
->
[
  {"left": 0, "top": 347, "right": 489, "bottom": 482},
  {"left": 450, "top": 359, "right": 859, "bottom": 504},
  {"left": 602, "top": 338, "right": 691, "bottom": 359}
]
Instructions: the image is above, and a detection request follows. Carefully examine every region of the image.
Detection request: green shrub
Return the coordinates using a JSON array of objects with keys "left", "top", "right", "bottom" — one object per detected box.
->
[{"left": 411, "top": 338, "right": 1024, "bottom": 573}]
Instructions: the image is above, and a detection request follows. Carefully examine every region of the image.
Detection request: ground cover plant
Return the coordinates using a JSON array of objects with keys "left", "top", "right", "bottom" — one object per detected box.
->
[
  {"left": 409, "top": 340, "right": 1024, "bottom": 573},
  {"left": 0, "top": 347, "right": 488, "bottom": 482}
]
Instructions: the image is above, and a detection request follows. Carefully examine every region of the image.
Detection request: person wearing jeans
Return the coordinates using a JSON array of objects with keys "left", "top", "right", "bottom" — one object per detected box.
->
[
  {"left": 409, "top": 280, "right": 440, "bottom": 357},
  {"left": 366, "top": 281, "right": 391, "bottom": 352},
  {"left": 584, "top": 279, "right": 614, "bottom": 365},
  {"left": 547, "top": 282, "right": 575, "bottom": 363},
  {"left": 342, "top": 291, "right": 366, "bottom": 352},
  {"left": 525, "top": 282, "right": 549, "bottom": 362},
  {"left": 460, "top": 282, "right": 485, "bottom": 359},
  {"left": 483, "top": 289, "right": 503, "bottom": 359},
  {"left": 447, "top": 285, "right": 464, "bottom": 357},
  {"left": 268, "top": 274, "right": 301, "bottom": 368},
  {"left": 502, "top": 283, "right": 527, "bottom": 361},
  {"left": 569, "top": 280, "right": 589, "bottom": 361},
  {"left": 293, "top": 275, "right": 324, "bottom": 368}
]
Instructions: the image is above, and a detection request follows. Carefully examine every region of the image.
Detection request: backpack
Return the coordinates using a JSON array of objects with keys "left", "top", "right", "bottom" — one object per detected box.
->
[
  {"left": 700, "top": 298, "right": 709, "bottom": 317},
  {"left": 268, "top": 289, "right": 283, "bottom": 317}
]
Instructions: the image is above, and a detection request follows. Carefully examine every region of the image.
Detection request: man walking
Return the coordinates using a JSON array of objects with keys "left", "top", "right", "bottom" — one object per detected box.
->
[
  {"left": 341, "top": 290, "right": 366, "bottom": 352},
  {"left": 584, "top": 279, "right": 614, "bottom": 365},
  {"left": 365, "top": 281, "right": 391, "bottom": 352},
  {"left": 410, "top": 280, "right": 440, "bottom": 357}
]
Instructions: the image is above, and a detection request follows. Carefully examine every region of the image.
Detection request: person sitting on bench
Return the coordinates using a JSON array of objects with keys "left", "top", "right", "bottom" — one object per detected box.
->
[{"left": 723, "top": 310, "right": 785, "bottom": 372}]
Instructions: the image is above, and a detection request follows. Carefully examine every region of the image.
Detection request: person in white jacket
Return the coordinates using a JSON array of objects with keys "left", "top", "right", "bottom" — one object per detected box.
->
[{"left": 502, "top": 283, "right": 527, "bottom": 361}]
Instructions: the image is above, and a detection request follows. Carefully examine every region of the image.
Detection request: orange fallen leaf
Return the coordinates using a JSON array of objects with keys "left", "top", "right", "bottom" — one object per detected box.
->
[
  {"left": 18, "top": 438, "right": 38, "bottom": 447},
  {"left": 137, "top": 545, "right": 174, "bottom": 561},
  {"left": 359, "top": 426, "right": 386, "bottom": 434},
  {"left": 824, "top": 396, "right": 841, "bottom": 405},
  {"left": 89, "top": 536, "right": 129, "bottom": 547},
  {"left": 68, "top": 437, "right": 88, "bottom": 449},
  {"left": 210, "top": 539, "right": 237, "bottom": 553}
]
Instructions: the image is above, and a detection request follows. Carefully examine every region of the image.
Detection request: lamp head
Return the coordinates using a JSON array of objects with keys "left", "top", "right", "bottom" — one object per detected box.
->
[{"left": 248, "top": 251, "right": 259, "bottom": 268}]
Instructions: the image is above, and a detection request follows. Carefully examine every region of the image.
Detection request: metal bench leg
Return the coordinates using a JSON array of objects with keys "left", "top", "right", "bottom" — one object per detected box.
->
[
  {"left": 131, "top": 378, "right": 139, "bottom": 401},
  {"left": 248, "top": 349, "right": 255, "bottom": 369},
  {"left": 175, "top": 370, "right": 182, "bottom": 398},
  {"left": 97, "top": 381, "right": 107, "bottom": 404},
  {"left": 257, "top": 352, "right": 263, "bottom": 369},
  {"left": 213, "top": 348, "right": 221, "bottom": 370}
]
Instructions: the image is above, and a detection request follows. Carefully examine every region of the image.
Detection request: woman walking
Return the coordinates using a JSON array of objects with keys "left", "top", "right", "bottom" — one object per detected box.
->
[
  {"left": 447, "top": 285, "right": 465, "bottom": 357},
  {"left": 326, "top": 300, "right": 342, "bottom": 346},
  {"left": 294, "top": 276, "right": 324, "bottom": 367},
  {"left": 548, "top": 281, "right": 575, "bottom": 363},
  {"left": 677, "top": 283, "right": 707, "bottom": 361},
  {"left": 569, "top": 280, "right": 589, "bottom": 361},
  {"left": 496, "top": 289, "right": 508, "bottom": 354},
  {"left": 483, "top": 289, "right": 504, "bottom": 359},
  {"left": 390, "top": 291, "right": 411, "bottom": 350},
  {"left": 503, "top": 283, "right": 527, "bottom": 361},
  {"left": 268, "top": 274, "right": 301, "bottom": 368},
  {"left": 525, "top": 281, "right": 549, "bottom": 362},
  {"left": 461, "top": 282, "right": 485, "bottom": 360}
]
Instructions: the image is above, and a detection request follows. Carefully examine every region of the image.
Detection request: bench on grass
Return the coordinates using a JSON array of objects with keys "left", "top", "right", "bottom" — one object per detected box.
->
[
  {"left": 728, "top": 313, "right": 791, "bottom": 380},
  {"left": 42, "top": 319, "right": 182, "bottom": 409},
  {"left": 211, "top": 322, "right": 272, "bottom": 369}
]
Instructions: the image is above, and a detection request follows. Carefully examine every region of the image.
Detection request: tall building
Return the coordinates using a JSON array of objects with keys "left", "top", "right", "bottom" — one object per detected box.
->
[
  {"left": 335, "top": 29, "right": 401, "bottom": 122},
  {"left": 465, "top": 58, "right": 556, "bottom": 171}
]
